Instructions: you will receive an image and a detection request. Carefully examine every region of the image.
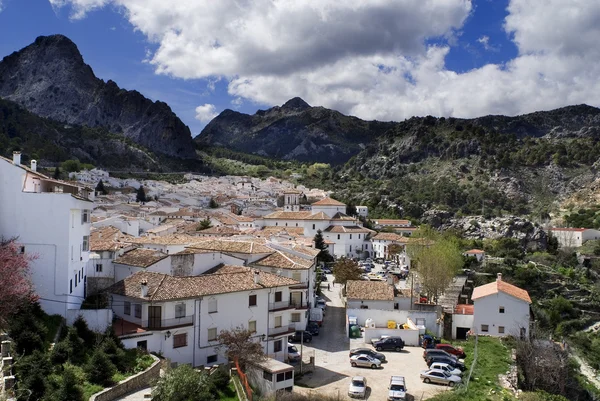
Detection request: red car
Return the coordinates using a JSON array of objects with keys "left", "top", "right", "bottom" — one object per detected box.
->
[{"left": 435, "top": 344, "right": 466, "bottom": 359}]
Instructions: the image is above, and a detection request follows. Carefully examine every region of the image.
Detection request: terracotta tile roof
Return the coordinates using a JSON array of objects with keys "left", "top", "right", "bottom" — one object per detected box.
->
[
  {"left": 465, "top": 249, "right": 485, "bottom": 254},
  {"left": 549, "top": 227, "right": 587, "bottom": 232},
  {"left": 374, "top": 219, "right": 411, "bottom": 226},
  {"left": 187, "top": 239, "right": 273, "bottom": 254},
  {"left": 263, "top": 211, "right": 322, "bottom": 220},
  {"left": 323, "top": 225, "right": 375, "bottom": 234},
  {"left": 396, "top": 288, "right": 412, "bottom": 298},
  {"left": 106, "top": 268, "right": 299, "bottom": 301},
  {"left": 372, "top": 232, "right": 408, "bottom": 242},
  {"left": 90, "top": 226, "right": 134, "bottom": 252},
  {"left": 472, "top": 278, "right": 531, "bottom": 304},
  {"left": 252, "top": 250, "right": 312, "bottom": 270},
  {"left": 331, "top": 212, "right": 356, "bottom": 221},
  {"left": 346, "top": 280, "right": 395, "bottom": 301},
  {"left": 114, "top": 248, "right": 168, "bottom": 268},
  {"left": 149, "top": 211, "right": 167, "bottom": 216},
  {"left": 454, "top": 304, "right": 474, "bottom": 315},
  {"left": 259, "top": 226, "right": 305, "bottom": 236},
  {"left": 312, "top": 197, "right": 346, "bottom": 206},
  {"left": 130, "top": 234, "right": 199, "bottom": 245},
  {"left": 289, "top": 244, "right": 320, "bottom": 257},
  {"left": 195, "top": 226, "right": 241, "bottom": 236}
]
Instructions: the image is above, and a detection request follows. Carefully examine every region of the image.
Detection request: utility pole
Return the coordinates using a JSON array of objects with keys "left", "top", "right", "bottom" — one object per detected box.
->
[{"left": 300, "top": 331, "right": 304, "bottom": 375}]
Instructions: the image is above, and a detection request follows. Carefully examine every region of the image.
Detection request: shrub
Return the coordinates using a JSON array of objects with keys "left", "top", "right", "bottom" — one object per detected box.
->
[
  {"left": 85, "top": 349, "right": 116, "bottom": 386},
  {"left": 48, "top": 364, "right": 84, "bottom": 401},
  {"left": 63, "top": 327, "right": 87, "bottom": 364},
  {"left": 50, "top": 341, "right": 71, "bottom": 365},
  {"left": 14, "top": 350, "right": 51, "bottom": 401},
  {"left": 73, "top": 315, "right": 97, "bottom": 347},
  {"left": 210, "top": 366, "right": 230, "bottom": 388},
  {"left": 152, "top": 365, "right": 216, "bottom": 401}
]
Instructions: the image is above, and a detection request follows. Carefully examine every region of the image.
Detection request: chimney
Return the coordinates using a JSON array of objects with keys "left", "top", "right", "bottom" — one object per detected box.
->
[
  {"left": 254, "top": 271, "right": 261, "bottom": 285},
  {"left": 30, "top": 160, "right": 37, "bottom": 172},
  {"left": 497, "top": 273, "right": 502, "bottom": 282},
  {"left": 12, "top": 151, "right": 21, "bottom": 165},
  {"left": 140, "top": 279, "right": 148, "bottom": 297}
]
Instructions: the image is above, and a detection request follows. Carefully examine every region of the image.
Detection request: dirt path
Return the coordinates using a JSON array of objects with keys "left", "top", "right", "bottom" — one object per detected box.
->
[{"left": 572, "top": 353, "right": 600, "bottom": 390}]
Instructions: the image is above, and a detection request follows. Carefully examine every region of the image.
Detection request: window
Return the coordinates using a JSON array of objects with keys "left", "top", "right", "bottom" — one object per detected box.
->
[
  {"left": 499, "top": 306, "right": 505, "bottom": 314},
  {"left": 276, "top": 372, "right": 285, "bottom": 382},
  {"left": 312, "top": 224, "right": 315, "bottom": 229},
  {"left": 208, "top": 299, "right": 217, "bottom": 313},
  {"left": 274, "top": 316, "right": 282, "bottom": 328},
  {"left": 124, "top": 301, "right": 131, "bottom": 315},
  {"left": 274, "top": 339, "right": 282, "bottom": 353},
  {"left": 248, "top": 320, "right": 256, "bottom": 333},
  {"left": 134, "top": 304, "right": 142, "bottom": 318},
  {"left": 350, "top": 234, "right": 352, "bottom": 239},
  {"left": 481, "top": 324, "right": 489, "bottom": 333},
  {"left": 208, "top": 328, "right": 217, "bottom": 341},
  {"left": 274, "top": 291, "right": 282, "bottom": 302},
  {"left": 249, "top": 294, "right": 257, "bottom": 307},
  {"left": 82, "top": 236, "right": 89, "bottom": 252},
  {"left": 498, "top": 326, "right": 505, "bottom": 334},
  {"left": 263, "top": 371, "right": 273, "bottom": 381},
  {"left": 349, "top": 246, "right": 352, "bottom": 252},
  {"left": 337, "top": 234, "right": 340, "bottom": 240},
  {"left": 74, "top": 274, "right": 77, "bottom": 287},
  {"left": 69, "top": 279, "right": 72, "bottom": 294},
  {"left": 19, "top": 246, "right": 25, "bottom": 254},
  {"left": 175, "top": 303, "right": 186, "bottom": 318},
  {"left": 285, "top": 371, "right": 293, "bottom": 380},
  {"left": 173, "top": 333, "right": 187, "bottom": 348},
  {"left": 81, "top": 209, "right": 91, "bottom": 224},
  {"left": 291, "top": 313, "right": 301, "bottom": 322},
  {"left": 95, "top": 264, "right": 103, "bottom": 273},
  {"left": 207, "top": 355, "right": 218, "bottom": 364},
  {"left": 360, "top": 305, "right": 368, "bottom": 309}
]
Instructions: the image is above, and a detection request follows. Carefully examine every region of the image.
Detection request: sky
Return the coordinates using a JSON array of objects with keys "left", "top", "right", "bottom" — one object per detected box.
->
[{"left": 0, "top": 0, "right": 599, "bottom": 137}]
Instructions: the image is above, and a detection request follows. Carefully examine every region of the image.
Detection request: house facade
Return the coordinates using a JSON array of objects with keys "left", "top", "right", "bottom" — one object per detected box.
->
[
  {"left": 464, "top": 249, "right": 485, "bottom": 262},
  {"left": 0, "top": 152, "right": 94, "bottom": 316},
  {"left": 472, "top": 273, "right": 532, "bottom": 338},
  {"left": 548, "top": 228, "right": 600, "bottom": 248}
]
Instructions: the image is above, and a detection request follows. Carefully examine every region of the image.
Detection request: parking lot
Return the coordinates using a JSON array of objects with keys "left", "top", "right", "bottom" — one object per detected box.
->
[{"left": 294, "top": 274, "right": 449, "bottom": 400}]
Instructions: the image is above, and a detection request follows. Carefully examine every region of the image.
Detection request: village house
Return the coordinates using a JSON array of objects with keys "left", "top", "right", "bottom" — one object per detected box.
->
[
  {"left": 464, "top": 249, "right": 485, "bottom": 262},
  {"left": 371, "top": 232, "right": 409, "bottom": 261},
  {"left": 372, "top": 219, "right": 418, "bottom": 236},
  {"left": 107, "top": 268, "right": 300, "bottom": 367},
  {"left": 0, "top": 152, "right": 95, "bottom": 316},
  {"left": 548, "top": 227, "right": 600, "bottom": 248},
  {"left": 472, "top": 273, "right": 532, "bottom": 338}
]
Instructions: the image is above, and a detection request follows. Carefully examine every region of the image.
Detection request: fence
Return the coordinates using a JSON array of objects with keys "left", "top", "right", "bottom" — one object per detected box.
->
[
  {"left": 463, "top": 333, "right": 479, "bottom": 391},
  {"left": 235, "top": 358, "right": 253, "bottom": 401}
]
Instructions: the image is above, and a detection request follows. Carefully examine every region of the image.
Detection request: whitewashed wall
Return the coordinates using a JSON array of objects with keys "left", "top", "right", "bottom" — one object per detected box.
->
[{"left": 67, "top": 309, "right": 113, "bottom": 332}]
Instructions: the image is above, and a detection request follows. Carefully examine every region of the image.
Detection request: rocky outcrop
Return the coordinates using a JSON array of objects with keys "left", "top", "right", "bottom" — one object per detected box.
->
[
  {"left": 0, "top": 35, "right": 196, "bottom": 159},
  {"left": 196, "top": 97, "right": 395, "bottom": 164}
]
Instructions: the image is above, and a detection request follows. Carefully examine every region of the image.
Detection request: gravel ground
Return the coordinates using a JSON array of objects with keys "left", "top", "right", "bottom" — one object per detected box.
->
[{"left": 295, "top": 274, "right": 449, "bottom": 400}]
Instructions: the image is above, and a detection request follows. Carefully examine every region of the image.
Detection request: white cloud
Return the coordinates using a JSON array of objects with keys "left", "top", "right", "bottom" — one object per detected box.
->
[
  {"left": 50, "top": 0, "right": 600, "bottom": 121},
  {"left": 195, "top": 104, "right": 219, "bottom": 123},
  {"left": 477, "top": 35, "right": 490, "bottom": 49}
]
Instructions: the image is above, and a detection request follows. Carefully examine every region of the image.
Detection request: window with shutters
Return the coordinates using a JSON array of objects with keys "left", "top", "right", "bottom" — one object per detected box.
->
[
  {"left": 481, "top": 324, "right": 489, "bottom": 332},
  {"left": 274, "top": 291, "right": 282, "bottom": 302},
  {"left": 292, "top": 272, "right": 301, "bottom": 281},
  {"left": 124, "top": 301, "right": 131, "bottom": 315},
  {"left": 291, "top": 313, "right": 301, "bottom": 322},
  {"left": 173, "top": 333, "right": 187, "bottom": 348},
  {"left": 249, "top": 295, "right": 257, "bottom": 307},
  {"left": 274, "top": 316, "right": 282, "bottom": 328},
  {"left": 498, "top": 326, "right": 505, "bottom": 334},
  {"left": 175, "top": 303, "right": 186, "bottom": 318},
  {"left": 208, "top": 299, "right": 217, "bottom": 313},
  {"left": 208, "top": 328, "right": 217, "bottom": 341}
]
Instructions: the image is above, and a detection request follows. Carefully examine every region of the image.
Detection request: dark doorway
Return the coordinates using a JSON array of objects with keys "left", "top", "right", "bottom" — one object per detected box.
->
[
  {"left": 456, "top": 327, "right": 470, "bottom": 340},
  {"left": 137, "top": 340, "right": 147, "bottom": 351}
]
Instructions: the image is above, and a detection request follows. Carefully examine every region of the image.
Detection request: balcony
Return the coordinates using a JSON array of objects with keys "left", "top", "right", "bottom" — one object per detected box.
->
[
  {"left": 268, "top": 324, "right": 296, "bottom": 337},
  {"left": 142, "top": 315, "right": 194, "bottom": 330},
  {"left": 290, "top": 283, "right": 308, "bottom": 290},
  {"left": 269, "top": 301, "right": 295, "bottom": 312},
  {"left": 290, "top": 300, "right": 310, "bottom": 310}
]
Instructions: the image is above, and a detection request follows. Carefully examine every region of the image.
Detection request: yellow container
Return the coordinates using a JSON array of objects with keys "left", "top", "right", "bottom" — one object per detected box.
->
[{"left": 387, "top": 320, "right": 396, "bottom": 329}]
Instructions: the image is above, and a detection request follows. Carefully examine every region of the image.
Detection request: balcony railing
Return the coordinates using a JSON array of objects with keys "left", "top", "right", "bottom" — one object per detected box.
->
[
  {"left": 142, "top": 315, "right": 194, "bottom": 330},
  {"left": 268, "top": 324, "right": 296, "bottom": 337},
  {"left": 269, "top": 301, "right": 294, "bottom": 311},
  {"left": 290, "top": 300, "right": 310, "bottom": 309}
]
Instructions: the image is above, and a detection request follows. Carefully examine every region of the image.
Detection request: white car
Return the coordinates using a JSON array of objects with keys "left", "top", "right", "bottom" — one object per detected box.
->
[
  {"left": 316, "top": 299, "right": 327, "bottom": 312},
  {"left": 429, "top": 361, "right": 463, "bottom": 376},
  {"left": 350, "top": 354, "right": 381, "bottom": 369},
  {"left": 287, "top": 343, "right": 300, "bottom": 362},
  {"left": 420, "top": 369, "right": 462, "bottom": 387},
  {"left": 348, "top": 376, "right": 367, "bottom": 398}
]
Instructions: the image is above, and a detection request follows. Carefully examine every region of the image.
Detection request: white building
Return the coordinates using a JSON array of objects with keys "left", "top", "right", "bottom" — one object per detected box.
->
[
  {"left": 471, "top": 273, "right": 532, "bottom": 338},
  {"left": 548, "top": 228, "right": 600, "bottom": 248},
  {"left": 0, "top": 152, "right": 94, "bottom": 316},
  {"left": 87, "top": 226, "right": 135, "bottom": 295},
  {"left": 107, "top": 267, "right": 300, "bottom": 367},
  {"left": 371, "top": 232, "right": 409, "bottom": 260},
  {"left": 463, "top": 249, "right": 485, "bottom": 262},
  {"left": 356, "top": 206, "right": 368, "bottom": 218},
  {"left": 282, "top": 189, "right": 301, "bottom": 212}
]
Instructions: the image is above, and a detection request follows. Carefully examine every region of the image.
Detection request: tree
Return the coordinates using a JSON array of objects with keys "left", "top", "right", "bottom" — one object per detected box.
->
[
  {"left": 14, "top": 350, "right": 51, "bottom": 400},
  {"left": 73, "top": 315, "right": 98, "bottom": 347},
  {"left": 152, "top": 364, "right": 216, "bottom": 401},
  {"left": 49, "top": 364, "right": 84, "bottom": 401},
  {"left": 0, "top": 238, "right": 37, "bottom": 328},
  {"left": 136, "top": 185, "right": 147, "bottom": 203},
  {"left": 313, "top": 230, "right": 334, "bottom": 263},
  {"left": 95, "top": 179, "right": 107, "bottom": 195},
  {"left": 387, "top": 243, "right": 404, "bottom": 261},
  {"left": 209, "top": 198, "right": 219, "bottom": 208},
  {"left": 332, "top": 257, "right": 362, "bottom": 287},
  {"left": 216, "top": 326, "right": 266, "bottom": 369},
  {"left": 196, "top": 217, "right": 213, "bottom": 231},
  {"left": 85, "top": 348, "right": 116, "bottom": 386},
  {"left": 61, "top": 159, "right": 82, "bottom": 173},
  {"left": 53, "top": 166, "right": 61, "bottom": 180},
  {"left": 346, "top": 203, "right": 357, "bottom": 217}
]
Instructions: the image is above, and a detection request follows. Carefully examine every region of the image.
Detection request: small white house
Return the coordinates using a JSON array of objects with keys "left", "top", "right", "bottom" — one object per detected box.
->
[
  {"left": 247, "top": 358, "right": 295, "bottom": 396},
  {"left": 356, "top": 206, "right": 369, "bottom": 218},
  {"left": 548, "top": 228, "right": 600, "bottom": 248},
  {"left": 463, "top": 249, "right": 485, "bottom": 262},
  {"left": 472, "top": 273, "right": 532, "bottom": 338}
]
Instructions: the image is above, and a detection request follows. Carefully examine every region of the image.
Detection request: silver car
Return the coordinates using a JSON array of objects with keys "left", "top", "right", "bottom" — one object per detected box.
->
[
  {"left": 420, "top": 369, "right": 462, "bottom": 387},
  {"left": 350, "top": 354, "right": 381, "bottom": 369},
  {"left": 348, "top": 376, "right": 367, "bottom": 398},
  {"left": 429, "top": 362, "right": 463, "bottom": 376}
]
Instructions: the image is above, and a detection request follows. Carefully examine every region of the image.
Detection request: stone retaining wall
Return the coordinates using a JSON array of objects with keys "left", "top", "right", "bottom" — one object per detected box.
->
[{"left": 89, "top": 354, "right": 162, "bottom": 401}]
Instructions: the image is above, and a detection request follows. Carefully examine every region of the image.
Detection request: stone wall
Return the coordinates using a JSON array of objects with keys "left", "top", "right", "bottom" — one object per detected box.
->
[
  {"left": 89, "top": 354, "right": 162, "bottom": 401},
  {"left": 171, "top": 253, "right": 194, "bottom": 276}
]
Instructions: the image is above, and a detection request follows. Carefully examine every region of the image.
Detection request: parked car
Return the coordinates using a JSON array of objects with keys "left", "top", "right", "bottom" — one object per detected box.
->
[
  {"left": 429, "top": 362, "right": 463, "bottom": 377},
  {"left": 423, "top": 349, "right": 458, "bottom": 361},
  {"left": 316, "top": 299, "right": 327, "bottom": 311},
  {"left": 288, "top": 331, "right": 312, "bottom": 343},
  {"left": 322, "top": 266, "right": 332, "bottom": 274},
  {"left": 374, "top": 336, "right": 405, "bottom": 352},
  {"left": 435, "top": 344, "right": 466, "bottom": 358},
  {"left": 420, "top": 369, "right": 462, "bottom": 387},
  {"left": 365, "top": 258, "right": 373, "bottom": 264},
  {"left": 426, "top": 356, "right": 466, "bottom": 371},
  {"left": 349, "top": 348, "right": 386, "bottom": 362},
  {"left": 387, "top": 375, "right": 407, "bottom": 400},
  {"left": 348, "top": 376, "right": 368, "bottom": 399},
  {"left": 287, "top": 343, "right": 300, "bottom": 362},
  {"left": 306, "top": 321, "right": 320, "bottom": 336},
  {"left": 350, "top": 354, "right": 381, "bottom": 369}
]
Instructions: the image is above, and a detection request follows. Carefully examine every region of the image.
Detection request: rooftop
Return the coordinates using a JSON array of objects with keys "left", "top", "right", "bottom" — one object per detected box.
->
[
  {"left": 90, "top": 226, "right": 134, "bottom": 252},
  {"left": 186, "top": 239, "right": 273, "bottom": 254},
  {"left": 113, "top": 248, "right": 168, "bottom": 268},
  {"left": 346, "top": 280, "right": 395, "bottom": 301},
  {"left": 464, "top": 249, "right": 485, "bottom": 254},
  {"left": 323, "top": 225, "right": 375, "bottom": 234},
  {"left": 312, "top": 197, "right": 346, "bottom": 206},
  {"left": 472, "top": 274, "right": 531, "bottom": 304},
  {"left": 252, "top": 250, "right": 313, "bottom": 270},
  {"left": 372, "top": 232, "right": 408, "bottom": 242},
  {"left": 549, "top": 227, "right": 588, "bottom": 232}
]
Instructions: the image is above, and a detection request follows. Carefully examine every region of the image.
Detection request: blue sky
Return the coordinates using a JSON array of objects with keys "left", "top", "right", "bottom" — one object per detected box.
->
[{"left": 0, "top": 0, "right": 598, "bottom": 136}]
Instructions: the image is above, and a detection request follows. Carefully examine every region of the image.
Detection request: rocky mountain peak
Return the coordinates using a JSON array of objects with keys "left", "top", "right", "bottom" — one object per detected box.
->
[{"left": 281, "top": 97, "right": 311, "bottom": 111}]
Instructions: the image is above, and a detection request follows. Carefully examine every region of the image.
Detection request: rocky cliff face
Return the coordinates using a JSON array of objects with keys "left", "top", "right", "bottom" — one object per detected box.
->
[
  {"left": 0, "top": 35, "right": 196, "bottom": 159},
  {"left": 196, "top": 97, "right": 395, "bottom": 164}
]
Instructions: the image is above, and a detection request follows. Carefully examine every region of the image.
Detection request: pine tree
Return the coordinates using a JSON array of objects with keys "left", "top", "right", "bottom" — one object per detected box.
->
[
  {"left": 313, "top": 230, "right": 334, "bottom": 263},
  {"left": 136, "top": 186, "right": 147, "bottom": 203},
  {"left": 85, "top": 349, "right": 116, "bottom": 386},
  {"left": 95, "top": 179, "right": 107, "bottom": 195},
  {"left": 53, "top": 167, "right": 61, "bottom": 180},
  {"left": 50, "top": 365, "right": 84, "bottom": 401}
]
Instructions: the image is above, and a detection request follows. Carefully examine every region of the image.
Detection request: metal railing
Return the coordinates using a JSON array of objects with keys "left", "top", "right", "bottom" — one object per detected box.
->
[
  {"left": 291, "top": 300, "right": 310, "bottom": 309},
  {"left": 142, "top": 315, "right": 193, "bottom": 329},
  {"left": 269, "top": 301, "right": 291, "bottom": 311},
  {"left": 269, "top": 324, "right": 296, "bottom": 336}
]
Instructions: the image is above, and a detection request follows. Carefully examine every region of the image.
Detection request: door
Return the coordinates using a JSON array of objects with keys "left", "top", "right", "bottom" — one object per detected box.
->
[
  {"left": 291, "top": 292, "right": 302, "bottom": 308},
  {"left": 148, "top": 306, "right": 162, "bottom": 329},
  {"left": 137, "top": 340, "right": 147, "bottom": 350}
]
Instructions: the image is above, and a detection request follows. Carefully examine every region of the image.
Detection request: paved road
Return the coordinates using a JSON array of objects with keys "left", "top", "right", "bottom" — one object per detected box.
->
[{"left": 114, "top": 387, "right": 152, "bottom": 401}]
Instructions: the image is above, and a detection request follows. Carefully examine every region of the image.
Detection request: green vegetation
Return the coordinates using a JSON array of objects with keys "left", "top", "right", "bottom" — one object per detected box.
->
[
  {"left": 152, "top": 365, "right": 235, "bottom": 401},
  {"left": 564, "top": 206, "right": 600, "bottom": 229}
]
